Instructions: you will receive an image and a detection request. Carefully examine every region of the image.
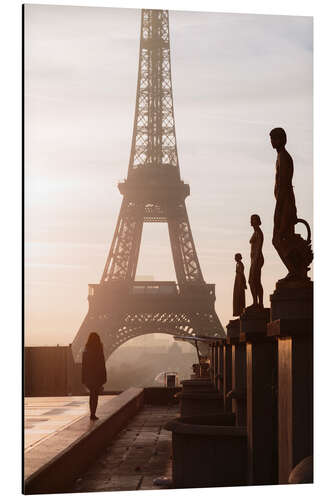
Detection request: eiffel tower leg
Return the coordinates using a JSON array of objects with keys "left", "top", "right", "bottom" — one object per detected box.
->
[
  {"left": 168, "top": 202, "right": 204, "bottom": 284},
  {"left": 72, "top": 311, "right": 122, "bottom": 363},
  {"left": 188, "top": 311, "right": 225, "bottom": 338},
  {"left": 101, "top": 199, "right": 144, "bottom": 282}
]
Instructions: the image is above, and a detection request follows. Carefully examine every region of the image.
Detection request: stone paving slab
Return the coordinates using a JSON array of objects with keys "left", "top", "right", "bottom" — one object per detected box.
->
[
  {"left": 70, "top": 404, "right": 179, "bottom": 493},
  {"left": 24, "top": 395, "right": 115, "bottom": 450}
]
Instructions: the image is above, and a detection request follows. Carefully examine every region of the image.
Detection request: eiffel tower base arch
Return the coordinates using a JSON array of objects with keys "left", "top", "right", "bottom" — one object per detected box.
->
[{"left": 72, "top": 282, "right": 224, "bottom": 362}]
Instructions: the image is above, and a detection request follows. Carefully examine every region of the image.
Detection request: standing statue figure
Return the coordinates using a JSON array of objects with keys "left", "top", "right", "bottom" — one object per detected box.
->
[
  {"left": 249, "top": 214, "right": 264, "bottom": 309},
  {"left": 233, "top": 253, "right": 247, "bottom": 316},
  {"left": 270, "top": 127, "right": 313, "bottom": 282}
]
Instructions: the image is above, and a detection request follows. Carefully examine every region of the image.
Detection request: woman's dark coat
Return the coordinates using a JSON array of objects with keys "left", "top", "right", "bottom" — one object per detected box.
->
[{"left": 82, "top": 343, "right": 107, "bottom": 390}]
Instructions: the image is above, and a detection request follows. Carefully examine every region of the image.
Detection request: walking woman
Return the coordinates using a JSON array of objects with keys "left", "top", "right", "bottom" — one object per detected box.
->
[{"left": 82, "top": 332, "right": 107, "bottom": 420}]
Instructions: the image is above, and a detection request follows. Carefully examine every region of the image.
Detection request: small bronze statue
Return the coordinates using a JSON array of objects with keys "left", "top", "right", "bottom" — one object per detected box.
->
[
  {"left": 233, "top": 253, "right": 247, "bottom": 316},
  {"left": 248, "top": 214, "right": 264, "bottom": 309},
  {"left": 270, "top": 127, "right": 313, "bottom": 282}
]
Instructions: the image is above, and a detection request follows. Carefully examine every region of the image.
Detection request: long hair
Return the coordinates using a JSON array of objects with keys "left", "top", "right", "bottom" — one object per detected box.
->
[
  {"left": 85, "top": 332, "right": 102, "bottom": 351},
  {"left": 251, "top": 214, "right": 261, "bottom": 226}
]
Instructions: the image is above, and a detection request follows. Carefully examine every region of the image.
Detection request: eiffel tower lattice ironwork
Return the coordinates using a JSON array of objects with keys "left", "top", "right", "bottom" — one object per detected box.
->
[{"left": 71, "top": 9, "right": 225, "bottom": 363}]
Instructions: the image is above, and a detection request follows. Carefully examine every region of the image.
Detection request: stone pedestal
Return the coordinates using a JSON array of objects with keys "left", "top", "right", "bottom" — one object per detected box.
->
[
  {"left": 226, "top": 319, "right": 246, "bottom": 426},
  {"left": 211, "top": 343, "right": 219, "bottom": 388},
  {"left": 179, "top": 391, "right": 224, "bottom": 418},
  {"left": 240, "top": 307, "right": 278, "bottom": 485},
  {"left": 181, "top": 378, "right": 215, "bottom": 394},
  {"left": 232, "top": 349, "right": 246, "bottom": 426},
  {"left": 165, "top": 414, "right": 246, "bottom": 488},
  {"left": 224, "top": 321, "right": 238, "bottom": 413},
  {"left": 267, "top": 281, "right": 313, "bottom": 484},
  {"left": 217, "top": 342, "right": 223, "bottom": 393}
]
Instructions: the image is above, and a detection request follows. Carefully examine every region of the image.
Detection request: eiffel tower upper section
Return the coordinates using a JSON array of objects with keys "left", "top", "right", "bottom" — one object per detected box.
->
[
  {"left": 100, "top": 9, "right": 205, "bottom": 287},
  {"left": 129, "top": 9, "right": 180, "bottom": 177}
]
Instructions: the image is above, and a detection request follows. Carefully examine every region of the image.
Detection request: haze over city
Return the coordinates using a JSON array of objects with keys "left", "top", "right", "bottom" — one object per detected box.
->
[{"left": 25, "top": 5, "right": 312, "bottom": 347}]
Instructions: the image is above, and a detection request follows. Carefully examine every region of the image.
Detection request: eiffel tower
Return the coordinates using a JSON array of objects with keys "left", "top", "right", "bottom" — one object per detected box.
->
[{"left": 71, "top": 9, "right": 225, "bottom": 363}]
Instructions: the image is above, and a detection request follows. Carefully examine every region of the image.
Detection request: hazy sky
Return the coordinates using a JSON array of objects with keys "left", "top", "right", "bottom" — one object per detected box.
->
[{"left": 24, "top": 4, "right": 312, "bottom": 346}]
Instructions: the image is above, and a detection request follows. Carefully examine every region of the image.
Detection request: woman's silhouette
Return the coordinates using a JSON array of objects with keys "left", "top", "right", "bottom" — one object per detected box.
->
[
  {"left": 233, "top": 253, "right": 247, "bottom": 316},
  {"left": 82, "top": 332, "right": 107, "bottom": 420},
  {"left": 248, "top": 214, "right": 264, "bottom": 309}
]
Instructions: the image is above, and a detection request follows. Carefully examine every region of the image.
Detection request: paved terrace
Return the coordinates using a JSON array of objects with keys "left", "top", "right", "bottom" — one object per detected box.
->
[
  {"left": 69, "top": 404, "right": 178, "bottom": 493},
  {"left": 24, "top": 396, "right": 115, "bottom": 451}
]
